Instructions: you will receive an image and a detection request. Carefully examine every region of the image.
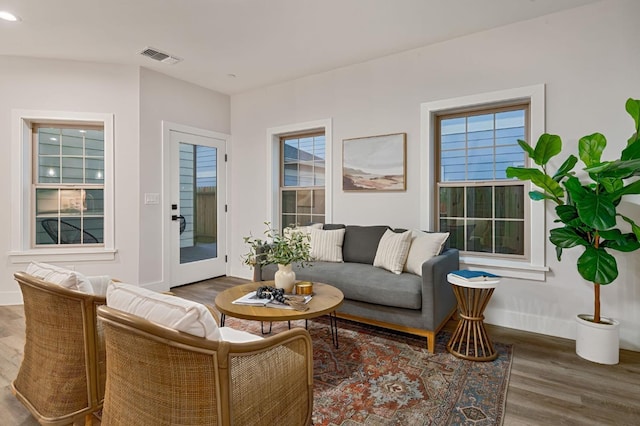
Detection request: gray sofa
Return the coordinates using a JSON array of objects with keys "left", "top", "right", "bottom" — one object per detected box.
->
[{"left": 253, "top": 224, "right": 459, "bottom": 353}]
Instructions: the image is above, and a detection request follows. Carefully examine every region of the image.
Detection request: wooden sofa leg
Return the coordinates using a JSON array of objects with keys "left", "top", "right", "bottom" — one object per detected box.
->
[
  {"left": 85, "top": 413, "right": 93, "bottom": 426},
  {"left": 427, "top": 332, "right": 435, "bottom": 354}
]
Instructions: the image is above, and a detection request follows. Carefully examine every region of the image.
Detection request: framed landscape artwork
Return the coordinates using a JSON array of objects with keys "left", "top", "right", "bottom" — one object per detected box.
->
[{"left": 342, "top": 133, "right": 406, "bottom": 191}]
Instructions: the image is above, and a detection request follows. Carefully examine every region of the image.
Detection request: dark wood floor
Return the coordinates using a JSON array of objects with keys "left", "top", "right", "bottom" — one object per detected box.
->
[{"left": 2, "top": 275, "right": 639, "bottom": 425}]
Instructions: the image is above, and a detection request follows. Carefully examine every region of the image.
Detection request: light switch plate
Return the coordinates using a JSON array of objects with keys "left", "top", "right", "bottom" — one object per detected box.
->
[{"left": 144, "top": 193, "right": 160, "bottom": 205}]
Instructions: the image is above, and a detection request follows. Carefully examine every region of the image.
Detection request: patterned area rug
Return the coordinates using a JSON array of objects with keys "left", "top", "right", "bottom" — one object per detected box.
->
[{"left": 223, "top": 316, "right": 512, "bottom": 426}]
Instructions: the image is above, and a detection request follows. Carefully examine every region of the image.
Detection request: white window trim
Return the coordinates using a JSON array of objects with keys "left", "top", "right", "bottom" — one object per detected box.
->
[
  {"left": 420, "top": 85, "right": 548, "bottom": 281},
  {"left": 266, "top": 119, "right": 332, "bottom": 227},
  {"left": 9, "top": 109, "right": 116, "bottom": 263}
]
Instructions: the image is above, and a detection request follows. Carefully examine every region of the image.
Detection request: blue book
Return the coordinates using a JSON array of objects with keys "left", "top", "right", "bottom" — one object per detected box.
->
[{"left": 450, "top": 270, "right": 500, "bottom": 281}]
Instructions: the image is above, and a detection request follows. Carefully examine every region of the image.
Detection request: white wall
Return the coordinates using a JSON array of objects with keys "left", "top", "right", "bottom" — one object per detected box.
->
[
  {"left": 0, "top": 56, "right": 140, "bottom": 302},
  {"left": 0, "top": 60, "right": 230, "bottom": 303},
  {"left": 230, "top": 0, "right": 640, "bottom": 350},
  {"left": 138, "top": 68, "right": 230, "bottom": 288}
]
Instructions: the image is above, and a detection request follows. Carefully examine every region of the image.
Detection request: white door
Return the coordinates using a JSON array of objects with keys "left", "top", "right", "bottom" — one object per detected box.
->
[{"left": 170, "top": 130, "right": 226, "bottom": 285}]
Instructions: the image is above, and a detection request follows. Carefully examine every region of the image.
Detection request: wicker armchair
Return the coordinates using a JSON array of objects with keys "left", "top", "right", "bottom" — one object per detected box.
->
[
  {"left": 11, "top": 271, "right": 106, "bottom": 426},
  {"left": 97, "top": 305, "right": 314, "bottom": 426}
]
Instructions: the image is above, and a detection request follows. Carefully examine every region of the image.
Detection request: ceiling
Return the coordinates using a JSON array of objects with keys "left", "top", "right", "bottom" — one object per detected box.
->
[{"left": 0, "top": 0, "right": 600, "bottom": 95}]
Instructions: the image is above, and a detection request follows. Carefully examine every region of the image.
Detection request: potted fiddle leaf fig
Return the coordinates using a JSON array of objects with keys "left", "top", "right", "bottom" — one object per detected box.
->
[{"left": 506, "top": 97, "right": 640, "bottom": 364}]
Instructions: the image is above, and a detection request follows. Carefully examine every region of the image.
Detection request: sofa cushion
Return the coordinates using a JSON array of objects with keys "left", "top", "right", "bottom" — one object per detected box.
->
[
  {"left": 106, "top": 282, "right": 222, "bottom": 341},
  {"left": 263, "top": 262, "right": 422, "bottom": 310},
  {"left": 310, "top": 228, "right": 345, "bottom": 262},
  {"left": 26, "top": 261, "right": 94, "bottom": 294},
  {"left": 404, "top": 231, "right": 450, "bottom": 276},
  {"left": 373, "top": 229, "right": 412, "bottom": 274},
  {"left": 283, "top": 222, "right": 322, "bottom": 239},
  {"left": 342, "top": 225, "right": 390, "bottom": 264}
]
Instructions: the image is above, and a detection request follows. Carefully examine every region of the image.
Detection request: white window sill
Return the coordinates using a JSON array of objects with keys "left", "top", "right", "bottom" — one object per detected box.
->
[
  {"left": 460, "top": 255, "right": 548, "bottom": 281},
  {"left": 9, "top": 248, "right": 118, "bottom": 264}
]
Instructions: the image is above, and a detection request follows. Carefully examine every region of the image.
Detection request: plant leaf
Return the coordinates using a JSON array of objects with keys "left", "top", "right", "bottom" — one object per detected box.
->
[
  {"left": 506, "top": 167, "right": 564, "bottom": 202},
  {"left": 611, "top": 179, "right": 640, "bottom": 200},
  {"left": 626, "top": 97, "right": 640, "bottom": 132},
  {"left": 577, "top": 246, "right": 618, "bottom": 284},
  {"left": 600, "top": 232, "right": 640, "bottom": 252},
  {"left": 599, "top": 177, "right": 623, "bottom": 194},
  {"left": 620, "top": 214, "right": 640, "bottom": 241},
  {"left": 579, "top": 133, "right": 606, "bottom": 167},
  {"left": 533, "top": 133, "right": 562, "bottom": 166},
  {"left": 587, "top": 158, "right": 640, "bottom": 179},
  {"left": 576, "top": 191, "right": 616, "bottom": 230},
  {"left": 549, "top": 226, "right": 589, "bottom": 248},
  {"left": 529, "top": 190, "right": 555, "bottom": 201},
  {"left": 516, "top": 139, "right": 536, "bottom": 159},
  {"left": 563, "top": 176, "right": 588, "bottom": 203},
  {"left": 555, "top": 204, "right": 582, "bottom": 226},
  {"left": 552, "top": 155, "right": 577, "bottom": 182},
  {"left": 555, "top": 245, "right": 563, "bottom": 261}
]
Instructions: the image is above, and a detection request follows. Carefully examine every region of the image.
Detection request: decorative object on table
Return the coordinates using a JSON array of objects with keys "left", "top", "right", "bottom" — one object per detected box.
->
[
  {"left": 223, "top": 315, "right": 512, "bottom": 426},
  {"left": 449, "top": 269, "right": 501, "bottom": 282},
  {"left": 295, "top": 281, "right": 314, "bottom": 295},
  {"left": 447, "top": 271, "right": 501, "bottom": 361},
  {"left": 231, "top": 286, "right": 311, "bottom": 311},
  {"left": 342, "top": 133, "right": 406, "bottom": 191},
  {"left": 242, "top": 222, "right": 313, "bottom": 293},
  {"left": 506, "top": 97, "right": 640, "bottom": 365}
]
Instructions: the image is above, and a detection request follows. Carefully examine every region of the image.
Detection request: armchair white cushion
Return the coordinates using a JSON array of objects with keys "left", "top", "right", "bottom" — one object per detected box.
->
[{"left": 106, "top": 282, "right": 260, "bottom": 343}]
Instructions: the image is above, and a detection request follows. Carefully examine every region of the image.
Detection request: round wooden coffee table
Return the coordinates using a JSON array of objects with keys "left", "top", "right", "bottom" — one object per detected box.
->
[{"left": 215, "top": 281, "right": 344, "bottom": 347}]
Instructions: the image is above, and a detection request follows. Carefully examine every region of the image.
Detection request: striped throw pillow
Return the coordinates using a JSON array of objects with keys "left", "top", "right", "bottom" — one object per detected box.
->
[
  {"left": 310, "top": 228, "right": 345, "bottom": 262},
  {"left": 373, "top": 229, "right": 412, "bottom": 274}
]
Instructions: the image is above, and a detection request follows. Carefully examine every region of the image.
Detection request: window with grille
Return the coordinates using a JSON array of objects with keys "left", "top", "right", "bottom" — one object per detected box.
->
[
  {"left": 437, "top": 104, "right": 528, "bottom": 257},
  {"left": 280, "top": 132, "right": 325, "bottom": 229},
  {"left": 33, "top": 124, "right": 104, "bottom": 246}
]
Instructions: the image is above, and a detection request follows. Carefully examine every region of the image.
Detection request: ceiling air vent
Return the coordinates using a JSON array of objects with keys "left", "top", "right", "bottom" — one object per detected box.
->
[{"left": 139, "top": 47, "right": 182, "bottom": 65}]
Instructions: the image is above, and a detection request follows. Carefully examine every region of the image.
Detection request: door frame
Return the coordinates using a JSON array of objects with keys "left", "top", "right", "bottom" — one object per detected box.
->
[{"left": 161, "top": 121, "right": 230, "bottom": 287}]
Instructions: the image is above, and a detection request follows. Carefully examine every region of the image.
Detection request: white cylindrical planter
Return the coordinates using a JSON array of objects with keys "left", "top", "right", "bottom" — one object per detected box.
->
[
  {"left": 274, "top": 264, "right": 296, "bottom": 293},
  {"left": 575, "top": 314, "right": 620, "bottom": 365}
]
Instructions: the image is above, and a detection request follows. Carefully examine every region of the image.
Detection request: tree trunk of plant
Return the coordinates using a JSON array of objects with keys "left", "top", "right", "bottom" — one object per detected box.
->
[{"left": 594, "top": 283, "right": 601, "bottom": 324}]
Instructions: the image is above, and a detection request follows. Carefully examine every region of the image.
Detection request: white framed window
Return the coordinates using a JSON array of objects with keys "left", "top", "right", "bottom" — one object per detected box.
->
[
  {"left": 10, "top": 110, "right": 116, "bottom": 262},
  {"left": 421, "top": 85, "right": 548, "bottom": 280},
  {"left": 280, "top": 132, "right": 326, "bottom": 228},
  {"left": 267, "top": 119, "right": 332, "bottom": 231},
  {"left": 436, "top": 104, "right": 528, "bottom": 258}
]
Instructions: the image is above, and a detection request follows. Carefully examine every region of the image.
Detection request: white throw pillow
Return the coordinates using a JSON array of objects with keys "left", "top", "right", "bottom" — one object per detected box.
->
[
  {"left": 86, "top": 275, "right": 113, "bottom": 297},
  {"left": 310, "top": 228, "right": 345, "bottom": 262},
  {"left": 106, "top": 282, "right": 222, "bottom": 341},
  {"left": 373, "top": 229, "right": 412, "bottom": 274},
  {"left": 404, "top": 231, "right": 450, "bottom": 276},
  {"left": 26, "top": 261, "right": 94, "bottom": 294},
  {"left": 283, "top": 222, "right": 322, "bottom": 239}
]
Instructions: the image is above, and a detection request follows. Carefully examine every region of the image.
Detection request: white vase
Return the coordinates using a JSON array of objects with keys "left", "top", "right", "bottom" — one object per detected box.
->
[
  {"left": 575, "top": 314, "right": 620, "bottom": 365},
  {"left": 274, "top": 264, "right": 296, "bottom": 293}
]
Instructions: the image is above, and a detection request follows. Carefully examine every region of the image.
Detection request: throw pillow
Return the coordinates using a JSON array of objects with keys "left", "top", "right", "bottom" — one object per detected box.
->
[
  {"left": 373, "top": 229, "right": 412, "bottom": 274},
  {"left": 310, "top": 228, "right": 346, "bottom": 262},
  {"left": 404, "top": 231, "right": 450, "bottom": 276},
  {"left": 26, "top": 261, "right": 94, "bottom": 294},
  {"left": 283, "top": 222, "right": 322, "bottom": 239},
  {"left": 342, "top": 225, "right": 390, "bottom": 264},
  {"left": 106, "top": 282, "right": 222, "bottom": 341}
]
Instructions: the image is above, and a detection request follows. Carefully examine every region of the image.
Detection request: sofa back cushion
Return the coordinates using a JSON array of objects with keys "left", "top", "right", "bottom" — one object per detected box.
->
[{"left": 341, "top": 225, "right": 390, "bottom": 264}]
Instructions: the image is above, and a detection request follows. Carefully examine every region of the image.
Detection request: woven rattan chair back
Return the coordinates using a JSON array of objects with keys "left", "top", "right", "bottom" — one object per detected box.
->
[
  {"left": 11, "top": 271, "right": 106, "bottom": 426},
  {"left": 98, "top": 305, "right": 314, "bottom": 426}
]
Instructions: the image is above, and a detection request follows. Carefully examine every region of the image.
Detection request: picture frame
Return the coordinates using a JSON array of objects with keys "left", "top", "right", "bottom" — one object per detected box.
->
[{"left": 342, "top": 133, "right": 406, "bottom": 191}]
